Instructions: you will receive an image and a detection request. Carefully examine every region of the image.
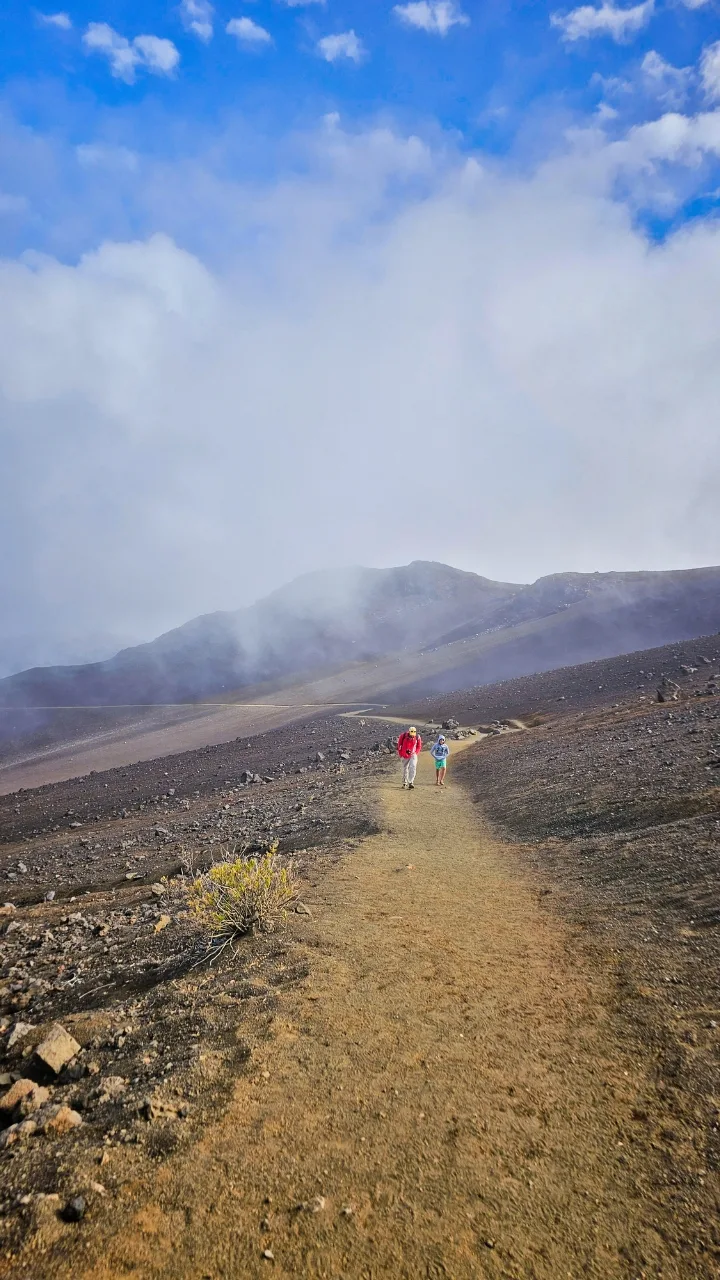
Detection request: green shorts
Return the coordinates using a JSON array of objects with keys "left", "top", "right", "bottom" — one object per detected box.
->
[{"left": 434, "top": 757, "right": 447, "bottom": 769}]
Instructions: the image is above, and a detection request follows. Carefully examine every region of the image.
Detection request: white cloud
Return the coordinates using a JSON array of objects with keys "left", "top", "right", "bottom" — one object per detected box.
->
[
  {"left": 678, "top": 0, "right": 711, "bottom": 7},
  {"left": 552, "top": 1, "right": 654, "bottom": 42},
  {"left": 133, "top": 35, "right": 181, "bottom": 75},
  {"left": 226, "top": 17, "right": 273, "bottom": 46},
  {"left": 179, "top": 0, "right": 214, "bottom": 42},
  {"left": 640, "top": 50, "right": 692, "bottom": 107},
  {"left": 3, "top": 112, "right": 720, "bottom": 654},
  {"left": 318, "top": 30, "right": 365, "bottom": 63},
  {"left": 279, "top": 0, "right": 326, "bottom": 6},
  {"left": 82, "top": 24, "right": 180, "bottom": 83},
  {"left": 393, "top": 1, "right": 470, "bottom": 36},
  {"left": 700, "top": 41, "right": 720, "bottom": 103},
  {"left": 37, "top": 11, "right": 72, "bottom": 29}
]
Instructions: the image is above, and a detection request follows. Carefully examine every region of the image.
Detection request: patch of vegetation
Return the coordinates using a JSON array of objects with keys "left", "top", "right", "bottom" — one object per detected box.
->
[{"left": 188, "top": 844, "right": 298, "bottom": 940}]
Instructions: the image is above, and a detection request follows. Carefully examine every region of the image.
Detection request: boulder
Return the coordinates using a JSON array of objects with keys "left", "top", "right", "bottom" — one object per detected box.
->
[
  {"left": 0, "top": 1078, "right": 49, "bottom": 1120},
  {"left": 442, "top": 719, "right": 459, "bottom": 730},
  {"left": 36, "top": 1104, "right": 83, "bottom": 1136},
  {"left": 35, "top": 1024, "right": 81, "bottom": 1076}
]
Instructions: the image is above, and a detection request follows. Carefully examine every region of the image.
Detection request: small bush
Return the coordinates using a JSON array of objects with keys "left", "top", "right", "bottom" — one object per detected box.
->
[{"left": 187, "top": 844, "right": 297, "bottom": 939}]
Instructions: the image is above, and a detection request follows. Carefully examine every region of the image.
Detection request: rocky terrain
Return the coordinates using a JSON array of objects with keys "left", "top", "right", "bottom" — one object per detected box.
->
[
  {"left": 452, "top": 671, "right": 720, "bottom": 1268},
  {"left": 400, "top": 631, "right": 720, "bottom": 725},
  {"left": 2, "top": 631, "right": 720, "bottom": 1272},
  {"left": 0, "top": 713, "right": 419, "bottom": 1264}
]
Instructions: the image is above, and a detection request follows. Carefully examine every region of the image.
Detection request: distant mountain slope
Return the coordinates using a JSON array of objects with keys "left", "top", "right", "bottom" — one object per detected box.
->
[
  {"left": 393, "top": 633, "right": 720, "bottom": 726},
  {"left": 1, "top": 561, "right": 720, "bottom": 716},
  {"left": 0, "top": 562, "right": 520, "bottom": 710},
  {"left": 377, "top": 565, "right": 720, "bottom": 703}
]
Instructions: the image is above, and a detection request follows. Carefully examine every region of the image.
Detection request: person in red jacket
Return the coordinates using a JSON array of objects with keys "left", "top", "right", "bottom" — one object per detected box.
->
[{"left": 397, "top": 725, "right": 422, "bottom": 789}]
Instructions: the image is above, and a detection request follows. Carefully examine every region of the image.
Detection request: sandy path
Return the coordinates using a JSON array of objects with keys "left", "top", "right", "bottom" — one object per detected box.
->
[{"left": 50, "top": 745, "right": 675, "bottom": 1279}]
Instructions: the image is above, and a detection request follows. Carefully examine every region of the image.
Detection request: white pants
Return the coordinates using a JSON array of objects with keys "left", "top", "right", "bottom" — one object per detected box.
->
[{"left": 402, "top": 755, "right": 417, "bottom": 786}]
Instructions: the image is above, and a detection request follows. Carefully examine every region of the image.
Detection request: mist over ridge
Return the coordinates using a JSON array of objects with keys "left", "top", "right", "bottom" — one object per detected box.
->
[{"left": 2, "top": 559, "right": 720, "bottom": 716}]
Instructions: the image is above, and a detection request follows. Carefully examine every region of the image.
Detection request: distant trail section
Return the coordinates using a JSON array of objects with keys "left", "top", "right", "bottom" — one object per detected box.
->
[{"left": 41, "top": 742, "right": 700, "bottom": 1280}]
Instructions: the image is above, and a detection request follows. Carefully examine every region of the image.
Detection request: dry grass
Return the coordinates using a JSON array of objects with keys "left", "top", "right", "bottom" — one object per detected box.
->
[{"left": 187, "top": 843, "right": 298, "bottom": 940}]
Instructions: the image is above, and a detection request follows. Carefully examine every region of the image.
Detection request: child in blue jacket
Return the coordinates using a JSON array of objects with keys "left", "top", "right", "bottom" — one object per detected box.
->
[{"left": 430, "top": 735, "right": 450, "bottom": 786}]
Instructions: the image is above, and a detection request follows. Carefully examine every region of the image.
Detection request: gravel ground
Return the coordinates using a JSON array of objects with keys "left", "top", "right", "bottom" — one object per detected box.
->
[
  {"left": 3, "top": 638, "right": 720, "bottom": 1268},
  {"left": 0, "top": 713, "right": 413, "bottom": 1258},
  {"left": 396, "top": 632, "right": 720, "bottom": 726},
  {"left": 452, "top": 687, "right": 720, "bottom": 1252}
]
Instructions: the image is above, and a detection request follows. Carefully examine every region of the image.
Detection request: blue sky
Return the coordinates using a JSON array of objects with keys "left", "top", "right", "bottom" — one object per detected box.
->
[
  {"left": 1, "top": 1, "right": 720, "bottom": 671},
  {"left": 2, "top": 0, "right": 719, "bottom": 254}
]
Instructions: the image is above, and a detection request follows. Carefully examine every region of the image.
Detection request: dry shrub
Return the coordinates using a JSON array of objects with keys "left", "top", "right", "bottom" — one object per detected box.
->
[{"left": 187, "top": 843, "right": 297, "bottom": 939}]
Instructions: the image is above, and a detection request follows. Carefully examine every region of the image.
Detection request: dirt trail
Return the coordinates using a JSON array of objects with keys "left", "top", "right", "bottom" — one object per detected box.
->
[{"left": 43, "top": 745, "right": 681, "bottom": 1279}]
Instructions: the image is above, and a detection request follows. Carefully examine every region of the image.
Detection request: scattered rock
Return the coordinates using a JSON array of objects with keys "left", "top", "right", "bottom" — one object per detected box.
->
[
  {"left": 154, "top": 914, "right": 172, "bottom": 933},
  {"left": 35, "top": 1024, "right": 82, "bottom": 1076},
  {"left": 7, "top": 1021, "right": 35, "bottom": 1048},
  {"left": 150, "top": 883, "right": 165, "bottom": 897},
  {"left": 97, "top": 1076, "right": 127, "bottom": 1104},
  {"left": 442, "top": 718, "right": 459, "bottom": 730},
  {"left": 0, "top": 1119, "right": 38, "bottom": 1148},
  {"left": 0, "top": 903, "right": 17, "bottom": 916},
  {"left": 62, "top": 1196, "right": 86, "bottom": 1223},
  {"left": 36, "top": 1104, "right": 83, "bottom": 1136},
  {"left": 140, "top": 1094, "right": 183, "bottom": 1122},
  {"left": 0, "top": 1078, "right": 49, "bottom": 1119}
]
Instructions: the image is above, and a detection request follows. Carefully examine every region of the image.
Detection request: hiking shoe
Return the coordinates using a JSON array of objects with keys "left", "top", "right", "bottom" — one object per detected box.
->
[{"left": 408, "top": 783, "right": 415, "bottom": 789}]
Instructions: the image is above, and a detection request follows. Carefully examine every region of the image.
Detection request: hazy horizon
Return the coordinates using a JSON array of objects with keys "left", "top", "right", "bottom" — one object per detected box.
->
[{"left": 3, "top": 554, "right": 720, "bottom": 680}]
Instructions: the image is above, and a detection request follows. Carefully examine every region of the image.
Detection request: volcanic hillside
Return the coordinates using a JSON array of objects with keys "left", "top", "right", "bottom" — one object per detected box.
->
[{"left": 3, "top": 561, "right": 720, "bottom": 716}]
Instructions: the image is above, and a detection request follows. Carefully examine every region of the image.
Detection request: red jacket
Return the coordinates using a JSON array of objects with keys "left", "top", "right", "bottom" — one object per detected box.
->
[{"left": 397, "top": 731, "right": 422, "bottom": 759}]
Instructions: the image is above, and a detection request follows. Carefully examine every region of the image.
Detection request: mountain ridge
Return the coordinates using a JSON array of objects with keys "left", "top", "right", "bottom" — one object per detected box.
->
[{"left": 2, "top": 560, "right": 720, "bottom": 713}]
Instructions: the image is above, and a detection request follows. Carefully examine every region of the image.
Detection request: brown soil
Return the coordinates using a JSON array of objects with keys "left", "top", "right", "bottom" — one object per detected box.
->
[{"left": 9, "top": 744, "right": 715, "bottom": 1279}]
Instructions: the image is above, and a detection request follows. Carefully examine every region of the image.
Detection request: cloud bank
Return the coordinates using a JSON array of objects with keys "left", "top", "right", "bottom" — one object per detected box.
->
[{"left": 1, "top": 97, "right": 720, "bottom": 669}]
